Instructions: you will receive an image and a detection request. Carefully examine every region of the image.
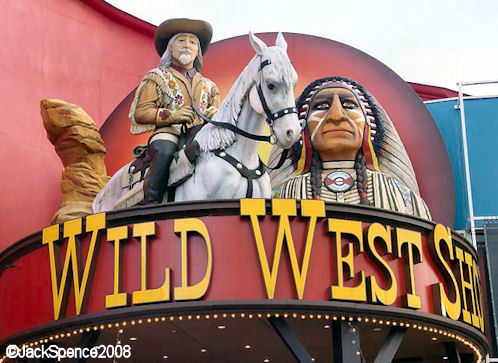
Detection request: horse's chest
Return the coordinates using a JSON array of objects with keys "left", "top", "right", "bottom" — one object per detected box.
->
[{"left": 200, "top": 159, "right": 269, "bottom": 198}]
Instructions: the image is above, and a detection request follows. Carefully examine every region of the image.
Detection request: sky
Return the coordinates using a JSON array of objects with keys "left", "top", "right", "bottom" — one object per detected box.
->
[{"left": 106, "top": 0, "right": 498, "bottom": 95}]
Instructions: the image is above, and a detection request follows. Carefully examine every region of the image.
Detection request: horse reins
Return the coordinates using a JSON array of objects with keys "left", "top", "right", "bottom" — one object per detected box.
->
[
  {"left": 194, "top": 58, "right": 297, "bottom": 141},
  {"left": 193, "top": 107, "right": 273, "bottom": 143}
]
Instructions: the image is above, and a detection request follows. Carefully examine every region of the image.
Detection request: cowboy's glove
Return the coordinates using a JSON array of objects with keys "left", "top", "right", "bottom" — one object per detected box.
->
[
  {"left": 156, "top": 105, "right": 195, "bottom": 126},
  {"left": 204, "top": 106, "right": 218, "bottom": 119}
]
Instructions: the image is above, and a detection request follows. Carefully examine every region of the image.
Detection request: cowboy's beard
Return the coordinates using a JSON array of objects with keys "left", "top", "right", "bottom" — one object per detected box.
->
[{"left": 177, "top": 49, "right": 195, "bottom": 66}]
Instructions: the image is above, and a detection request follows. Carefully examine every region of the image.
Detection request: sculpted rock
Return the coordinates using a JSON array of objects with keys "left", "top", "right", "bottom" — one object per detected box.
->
[{"left": 41, "top": 99, "right": 108, "bottom": 223}]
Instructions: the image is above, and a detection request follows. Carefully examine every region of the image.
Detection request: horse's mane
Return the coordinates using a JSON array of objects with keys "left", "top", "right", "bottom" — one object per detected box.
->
[{"left": 195, "top": 55, "right": 260, "bottom": 152}]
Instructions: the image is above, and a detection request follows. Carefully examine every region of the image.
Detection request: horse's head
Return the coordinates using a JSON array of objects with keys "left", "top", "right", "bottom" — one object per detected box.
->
[{"left": 248, "top": 32, "right": 301, "bottom": 149}]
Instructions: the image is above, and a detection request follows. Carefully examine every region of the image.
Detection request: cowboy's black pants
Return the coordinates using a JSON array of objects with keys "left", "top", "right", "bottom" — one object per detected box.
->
[{"left": 143, "top": 139, "right": 177, "bottom": 204}]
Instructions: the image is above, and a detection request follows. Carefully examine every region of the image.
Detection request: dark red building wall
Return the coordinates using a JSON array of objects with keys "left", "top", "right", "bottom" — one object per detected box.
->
[{"left": 0, "top": 0, "right": 158, "bottom": 250}]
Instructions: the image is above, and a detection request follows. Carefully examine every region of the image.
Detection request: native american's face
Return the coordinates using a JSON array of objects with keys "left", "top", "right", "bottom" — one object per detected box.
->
[
  {"left": 307, "top": 87, "right": 366, "bottom": 161},
  {"left": 171, "top": 33, "right": 199, "bottom": 69}
]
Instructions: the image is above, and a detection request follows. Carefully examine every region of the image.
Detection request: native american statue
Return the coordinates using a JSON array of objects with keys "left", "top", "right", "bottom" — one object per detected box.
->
[{"left": 269, "top": 77, "right": 431, "bottom": 219}]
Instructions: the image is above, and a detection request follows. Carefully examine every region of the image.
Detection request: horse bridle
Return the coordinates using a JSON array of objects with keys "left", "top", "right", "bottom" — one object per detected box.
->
[
  {"left": 193, "top": 58, "right": 297, "bottom": 145},
  {"left": 256, "top": 59, "right": 298, "bottom": 129}
]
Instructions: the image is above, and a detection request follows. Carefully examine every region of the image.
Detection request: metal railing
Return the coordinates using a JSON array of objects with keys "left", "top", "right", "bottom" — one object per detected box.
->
[{"left": 455, "top": 80, "right": 498, "bottom": 248}]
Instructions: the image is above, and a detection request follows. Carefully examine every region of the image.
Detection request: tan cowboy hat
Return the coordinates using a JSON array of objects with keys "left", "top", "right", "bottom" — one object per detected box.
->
[{"left": 154, "top": 18, "right": 213, "bottom": 56}]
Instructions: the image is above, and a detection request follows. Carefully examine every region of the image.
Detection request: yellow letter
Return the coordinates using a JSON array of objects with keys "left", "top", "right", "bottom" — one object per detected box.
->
[
  {"left": 105, "top": 226, "right": 129, "bottom": 308},
  {"left": 240, "top": 199, "right": 325, "bottom": 299},
  {"left": 42, "top": 213, "right": 106, "bottom": 320},
  {"left": 365, "top": 223, "right": 397, "bottom": 306},
  {"left": 472, "top": 259, "right": 485, "bottom": 332},
  {"left": 42, "top": 224, "right": 64, "bottom": 320},
  {"left": 455, "top": 247, "right": 479, "bottom": 327},
  {"left": 329, "top": 219, "right": 366, "bottom": 302},
  {"left": 132, "top": 222, "right": 171, "bottom": 304},
  {"left": 174, "top": 218, "right": 213, "bottom": 301},
  {"left": 428, "top": 224, "right": 461, "bottom": 320},
  {"left": 395, "top": 228, "right": 423, "bottom": 309}
]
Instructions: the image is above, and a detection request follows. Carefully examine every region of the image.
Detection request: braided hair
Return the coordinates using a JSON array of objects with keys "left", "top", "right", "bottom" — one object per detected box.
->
[
  {"left": 309, "top": 150, "right": 322, "bottom": 200},
  {"left": 354, "top": 150, "right": 370, "bottom": 205},
  {"left": 290, "top": 77, "right": 384, "bottom": 205}
]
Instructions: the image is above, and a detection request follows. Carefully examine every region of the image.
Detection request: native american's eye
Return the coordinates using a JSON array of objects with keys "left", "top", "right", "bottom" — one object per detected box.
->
[
  {"left": 313, "top": 101, "right": 330, "bottom": 111},
  {"left": 267, "top": 83, "right": 275, "bottom": 91},
  {"left": 342, "top": 100, "right": 358, "bottom": 109}
]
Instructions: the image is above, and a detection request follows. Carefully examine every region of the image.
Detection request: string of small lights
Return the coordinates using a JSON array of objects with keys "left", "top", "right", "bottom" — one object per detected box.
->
[{"left": 0, "top": 311, "right": 484, "bottom": 362}]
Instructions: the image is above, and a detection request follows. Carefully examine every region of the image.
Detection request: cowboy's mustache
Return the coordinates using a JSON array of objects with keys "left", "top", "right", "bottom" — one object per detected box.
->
[{"left": 179, "top": 48, "right": 193, "bottom": 54}]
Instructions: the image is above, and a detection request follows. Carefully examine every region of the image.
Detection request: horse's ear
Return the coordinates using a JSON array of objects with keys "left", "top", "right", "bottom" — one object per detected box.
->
[
  {"left": 249, "top": 31, "right": 267, "bottom": 56},
  {"left": 275, "top": 32, "right": 287, "bottom": 52}
]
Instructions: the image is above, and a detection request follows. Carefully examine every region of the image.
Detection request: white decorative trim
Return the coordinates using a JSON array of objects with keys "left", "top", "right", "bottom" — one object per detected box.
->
[
  {"left": 149, "top": 133, "right": 179, "bottom": 144},
  {"left": 322, "top": 160, "right": 355, "bottom": 169}
]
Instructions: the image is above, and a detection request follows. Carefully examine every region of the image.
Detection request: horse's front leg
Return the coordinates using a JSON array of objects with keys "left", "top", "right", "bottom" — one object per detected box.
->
[
  {"left": 192, "top": 157, "right": 244, "bottom": 199},
  {"left": 174, "top": 156, "right": 218, "bottom": 201},
  {"left": 252, "top": 173, "right": 272, "bottom": 198}
]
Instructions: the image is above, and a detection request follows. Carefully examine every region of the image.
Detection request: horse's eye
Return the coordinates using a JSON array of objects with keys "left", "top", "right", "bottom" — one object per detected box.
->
[{"left": 267, "top": 83, "right": 275, "bottom": 91}]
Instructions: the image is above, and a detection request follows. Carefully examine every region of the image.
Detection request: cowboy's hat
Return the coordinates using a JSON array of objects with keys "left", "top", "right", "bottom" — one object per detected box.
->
[{"left": 154, "top": 18, "right": 213, "bottom": 56}]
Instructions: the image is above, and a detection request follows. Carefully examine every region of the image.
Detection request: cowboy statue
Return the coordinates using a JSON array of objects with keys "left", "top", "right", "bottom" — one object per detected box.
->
[{"left": 129, "top": 18, "right": 220, "bottom": 204}]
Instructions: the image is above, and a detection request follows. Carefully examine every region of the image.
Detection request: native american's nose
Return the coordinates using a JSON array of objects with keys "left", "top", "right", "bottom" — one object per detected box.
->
[{"left": 325, "top": 94, "right": 347, "bottom": 123}]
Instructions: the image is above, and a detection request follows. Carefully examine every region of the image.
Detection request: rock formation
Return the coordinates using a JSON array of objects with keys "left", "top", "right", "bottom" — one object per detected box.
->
[{"left": 41, "top": 99, "right": 108, "bottom": 224}]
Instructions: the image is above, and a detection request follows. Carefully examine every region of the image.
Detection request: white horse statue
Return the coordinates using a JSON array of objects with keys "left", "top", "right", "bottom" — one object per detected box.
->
[{"left": 93, "top": 32, "right": 300, "bottom": 212}]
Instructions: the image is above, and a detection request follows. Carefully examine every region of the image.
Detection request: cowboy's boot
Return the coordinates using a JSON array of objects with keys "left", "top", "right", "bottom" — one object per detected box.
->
[{"left": 143, "top": 139, "right": 176, "bottom": 204}]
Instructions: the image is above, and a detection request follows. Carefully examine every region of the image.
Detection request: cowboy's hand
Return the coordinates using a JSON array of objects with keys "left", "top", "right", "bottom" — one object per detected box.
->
[
  {"left": 158, "top": 106, "right": 195, "bottom": 126},
  {"left": 204, "top": 106, "right": 218, "bottom": 119}
]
